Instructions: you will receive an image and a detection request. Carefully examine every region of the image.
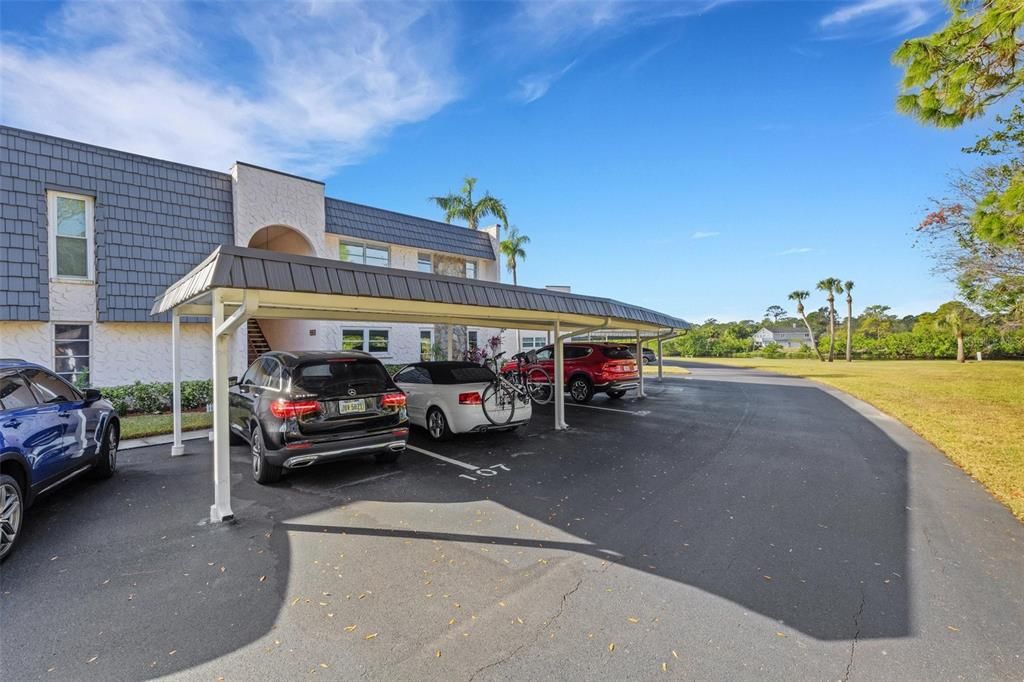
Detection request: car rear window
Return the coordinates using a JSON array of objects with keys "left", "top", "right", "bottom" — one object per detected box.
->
[
  {"left": 601, "top": 346, "right": 634, "bottom": 360},
  {"left": 426, "top": 363, "right": 495, "bottom": 384},
  {"left": 292, "top": 359, "right": 392, "bottom": 397}
]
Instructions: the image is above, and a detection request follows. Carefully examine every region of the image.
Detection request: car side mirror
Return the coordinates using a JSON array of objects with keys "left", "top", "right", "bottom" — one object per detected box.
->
[
  {"left": 228, "top": 376, "right": 239, "bottom": 386},
  {"left": 84, "top": 388, "right": 102, "bottom": 404}
]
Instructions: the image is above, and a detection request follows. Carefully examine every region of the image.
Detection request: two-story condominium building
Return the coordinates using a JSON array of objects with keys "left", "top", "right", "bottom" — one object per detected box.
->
[{"left": 0, "top": 126, "right": 516, "bottom": 387}]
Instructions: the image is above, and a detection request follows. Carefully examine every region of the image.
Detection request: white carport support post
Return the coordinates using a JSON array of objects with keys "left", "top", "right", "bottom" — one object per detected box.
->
[
  {"left": 209, "top": 291, "right": 258, "bottom": 524},
  {"left": 553, "top": 320, "right": 567, "bottom": 430},
  {"left": 170, "top": 310, "right": 184, "bottom": 457},
  {"left": 657, "top": 337, "right": 664, "bottom": 382},
  {"left": 636, "top": 330, "right": 646, "bottom": 399},
  {"left": 447, "top": 323, "right": 454, "bottom": 361}
]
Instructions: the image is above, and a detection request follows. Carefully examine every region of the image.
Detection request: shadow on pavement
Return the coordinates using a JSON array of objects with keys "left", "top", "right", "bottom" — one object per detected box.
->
[{"left": 1, "top": 368, "right": 911, "bottom": 678}]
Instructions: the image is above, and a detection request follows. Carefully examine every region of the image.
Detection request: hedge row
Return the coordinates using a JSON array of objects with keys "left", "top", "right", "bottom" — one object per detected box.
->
[{"left": 98, "top": 380, "right": 212, "bottom": 416}]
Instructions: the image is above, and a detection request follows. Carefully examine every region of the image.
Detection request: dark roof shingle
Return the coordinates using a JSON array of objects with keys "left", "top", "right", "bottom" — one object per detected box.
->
[{"left": 325, "top": 198, "right": 496, "bottom": 261}]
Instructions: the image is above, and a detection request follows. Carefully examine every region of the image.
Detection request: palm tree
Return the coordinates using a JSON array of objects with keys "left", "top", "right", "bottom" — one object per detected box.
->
[
  {"left": 841, "top": 280, "right": 854, "bottom": 362},
  {"left": 499, "top": 227, "right": 530, "bottom": 285},
  {"left": 936, "top": 308, "right": 968, "bottom": 363},
  {"left": 429, "top": 176, "right": 509, "bottom": 230},
  {"left": 788, "top": 290, "right": 824, "bottom": 361},
  {"left": 816, "top": 277, "right": 842, "bottom": 362}
]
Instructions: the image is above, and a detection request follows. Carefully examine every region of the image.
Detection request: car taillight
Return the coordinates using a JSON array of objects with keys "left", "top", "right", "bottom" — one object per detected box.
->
[
  {"left": 270, "top": 399, "right": 320, "bottom": 419},
  {"left": 381, "top": 392, "right": 407, "bottom": 408},
  {"left": 459, "top": 391, "right": 482, "bottom": 405}
]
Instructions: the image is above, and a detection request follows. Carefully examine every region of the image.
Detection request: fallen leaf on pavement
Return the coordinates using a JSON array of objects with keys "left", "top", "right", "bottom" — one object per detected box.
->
[
  {"left": 608, "top": 643, "right": 616, "bottom": 652},
  {"left": 364, "top": 633, "right": 378, "bottom": 640},
  {"left": 627, "top": 617, "right": 639, "bottom": 623},
  {"left": 344, "top": 625, "right": 357, "bottom": 632}
]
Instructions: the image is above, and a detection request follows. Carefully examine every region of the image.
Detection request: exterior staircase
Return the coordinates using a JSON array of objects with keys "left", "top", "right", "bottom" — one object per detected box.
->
[{"left": 247, "top": 319, "right": 271, "bottom": 365}]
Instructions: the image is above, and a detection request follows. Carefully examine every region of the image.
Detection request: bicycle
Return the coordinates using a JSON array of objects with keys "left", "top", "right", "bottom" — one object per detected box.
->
[{"left": 480, "top": 352, "right": 553, "bottom": 426}]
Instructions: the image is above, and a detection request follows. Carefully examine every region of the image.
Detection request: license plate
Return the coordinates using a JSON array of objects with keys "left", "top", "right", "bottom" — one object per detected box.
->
[{"left": 325, "top": 398, "right": 368, "bottom": 416}]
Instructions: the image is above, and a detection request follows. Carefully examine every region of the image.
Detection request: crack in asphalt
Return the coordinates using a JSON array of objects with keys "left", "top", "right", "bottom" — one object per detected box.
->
[
  {"left": 467, "top": 559, "right": 623, "bottom": 682},
  {"left": 843, "top": 591, "right": 866, "bottom": 682}
]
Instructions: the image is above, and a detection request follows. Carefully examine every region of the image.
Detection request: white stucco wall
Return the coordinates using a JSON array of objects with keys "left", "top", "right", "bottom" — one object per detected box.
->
[
  {"left": 49, "top": 280, "right": 97, "bottom": 322},
  {"left": 92, "top": 323, "right": 210, "bottom": 386},
  {"left": 231, "top": 162, "right": 329, "bottom": 257},
  {"left": 0, "top": 322, "right": 51, "bottom": 367}
]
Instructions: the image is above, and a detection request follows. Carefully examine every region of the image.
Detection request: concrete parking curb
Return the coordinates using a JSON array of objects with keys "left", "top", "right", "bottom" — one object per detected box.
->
[{"left": 121, "top": 429, "right": 211, "bottom": 451}]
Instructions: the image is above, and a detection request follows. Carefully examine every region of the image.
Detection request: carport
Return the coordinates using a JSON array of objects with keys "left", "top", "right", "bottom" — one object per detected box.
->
[{"left": 152, "top": 245, "right": 689, "bottom": 522}]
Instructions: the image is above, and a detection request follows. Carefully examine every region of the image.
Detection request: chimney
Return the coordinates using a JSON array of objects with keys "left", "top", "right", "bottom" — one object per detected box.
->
[{"left": 480, "top": 224, "right": 502, "bottom": 283}]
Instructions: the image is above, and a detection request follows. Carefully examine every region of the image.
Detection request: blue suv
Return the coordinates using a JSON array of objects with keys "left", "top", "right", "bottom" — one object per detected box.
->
[{"left": 0, "top": 359, "right": 120, "bottom": 561}]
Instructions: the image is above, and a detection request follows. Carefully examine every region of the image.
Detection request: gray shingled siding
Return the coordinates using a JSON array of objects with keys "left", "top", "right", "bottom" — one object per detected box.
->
[
  {"left": 0, "top": 126, "right": 234, "bottom": 322},
  {"left": 325, "top": 198, "right": 495, "bottom": 260}
]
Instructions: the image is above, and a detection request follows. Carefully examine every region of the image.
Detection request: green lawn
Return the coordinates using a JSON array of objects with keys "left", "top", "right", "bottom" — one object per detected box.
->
[
  {"left": 683, "top": 358, "right": 1024, "bottom": 521},
  {"left": 120, "top": 411, "right": 213, "bottom": 440}
]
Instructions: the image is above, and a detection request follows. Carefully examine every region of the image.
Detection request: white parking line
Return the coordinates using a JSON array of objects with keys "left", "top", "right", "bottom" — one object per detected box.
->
[
  {"left": 565, "top": 403, "right": 650, "bottom": 416},
  {"left": 406, "top": 444, "right": 480, "bottom": 470}
]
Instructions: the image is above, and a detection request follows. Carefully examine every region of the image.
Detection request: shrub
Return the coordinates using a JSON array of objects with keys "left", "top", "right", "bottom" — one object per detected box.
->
[{"left": 98, "top": 379, "right": 213, "bottom": 416}]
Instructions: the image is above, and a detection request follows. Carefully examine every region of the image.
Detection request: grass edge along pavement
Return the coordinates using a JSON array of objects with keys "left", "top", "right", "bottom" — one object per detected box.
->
[
  {"left": 682, "top": 357, "right": 1024, "bottom": 522},
  {"left": 120, "top": 411, "right": 213, "bottom": 440}
]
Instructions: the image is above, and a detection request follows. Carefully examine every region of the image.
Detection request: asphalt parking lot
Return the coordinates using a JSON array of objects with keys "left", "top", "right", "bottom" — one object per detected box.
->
[{"left": 2, "top": 362, "right": 1022, "bottom": 680}]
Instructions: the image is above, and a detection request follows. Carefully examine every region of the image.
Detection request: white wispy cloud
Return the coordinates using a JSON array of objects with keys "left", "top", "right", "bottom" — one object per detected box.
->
[
  {"left": 819, "top": 0, "right": 939, "bottom": 38},
  {"left": 514, "top": 61, "right": 577, "bottom": 103},
  {"left": 777, "top": 247, "right": 814, "bottom": 256},
  {"left": 691, "top": 231, "right": 720, "bottom": 239},
  {"left": 0, "top": 1, "right": 459, "bottom": 176}
]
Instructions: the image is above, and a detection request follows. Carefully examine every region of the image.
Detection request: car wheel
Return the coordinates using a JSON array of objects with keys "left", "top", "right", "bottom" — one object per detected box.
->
[
  {"left": 569, "top": 376, "right": 594, "bottom": 404},
  {"left": 0, "top": 474, "right": 24, "bottom": 563},
  {"left": 426, "top": 407, "right": 453, "bottom": 441},
  {"left": 251, "top": 427, "right": 282, "bottom": 484},
  {"left": 92, "top": 421, "right": 119, "bottom": 479},
  {"left": 606, "top": 390, "right": 626, "bottom": 400},
  {"left": 375, "top": 450, "right": 402, "bottom": 464}
]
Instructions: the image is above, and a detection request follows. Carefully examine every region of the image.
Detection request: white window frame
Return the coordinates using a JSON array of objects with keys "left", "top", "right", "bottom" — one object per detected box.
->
[
  {"left": 417, "top": 253, "right": 433, "bottom": 273},
  {"left": 419, "top": 328, "right": 434, "bottom": 360},
  {"left": 465, "top": 260, "right": 477, "bottom": 279},
  {"left": 468, "top": 330, "right": 479, "bottom": 348},
  {"left": 522, "top": 335, "right": 546, "bottom": 351},
  {"left": 52, "top": 321, "right": 92, "bottom": 386},
  {"left": 47, "top": 190, "right": 95, "bottom": 281},
  {"left": 341, "top": 328, "right": 390, "bottom": 355},
  {"left": 339, "top": 241, "right": 390, "bottom": 268}
]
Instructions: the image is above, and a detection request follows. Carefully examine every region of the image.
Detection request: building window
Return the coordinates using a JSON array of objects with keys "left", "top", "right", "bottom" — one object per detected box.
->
[
  {"left": 468, "top": 330, "right": 478, "bottom": 349},
  {"left": 342, "top": 329, "right": 389, "bottom": 354},
  {"left": 48, "top": 191, "right": 94, "bottom": 280},
  {"left": 522, "top": 335, "right": 546, "bottom": 350},
  {"left": 53, "top": 323, "right": 90, "bottom": 385},
  {"left": 368, "top": 329, "right": 389, "bottom": 353},
  {"left": 465, "top": 261, "right": 477, "bottom": 279},
  {"left": 340, "top": 242, "right": 390, "bottom": 268},
  {"left": 420, "top": 329, "right": 433, "bottom": 361},
  {"left": 417, "top": 253, "right": 433, "bottom": 273}
]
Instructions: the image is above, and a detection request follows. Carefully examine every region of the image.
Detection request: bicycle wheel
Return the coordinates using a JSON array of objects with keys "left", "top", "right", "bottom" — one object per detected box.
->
[
  {"left": 482, "top": 382, "right": 517, "bottom": 426},
  {"left": 525, "top": 367, "right": 553, "bottom": 405}
]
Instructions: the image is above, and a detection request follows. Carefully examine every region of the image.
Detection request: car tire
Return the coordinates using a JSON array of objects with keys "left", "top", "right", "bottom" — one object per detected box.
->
[
  {"left": 375, "top": 450, "right": 402, "bottom": 464},
  {"left": 569, "top": 376, "right": 594, "bottom": 404},
  {"left": 426, "top": 407, "right": 453, "bottom": 441},
  {"left": 606, "top": 390, "right": 626, "bottom": 400},
  {"left": 92, "top": 420, "right": 119, "bottom": 479},
  {"left": 0, "top": 474, "right": 24, "bottom": 563},
  {"left": 251, "top": 427, "right": 282, "bottom": 484}
]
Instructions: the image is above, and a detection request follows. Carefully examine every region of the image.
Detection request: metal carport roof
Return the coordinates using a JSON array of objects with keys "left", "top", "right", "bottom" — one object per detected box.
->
[
  {"left": 151, "top": 245, "right": 690, "bottom": 332},
  {"left": 152, "top": 245, "right": 690, "bottom": 523}
]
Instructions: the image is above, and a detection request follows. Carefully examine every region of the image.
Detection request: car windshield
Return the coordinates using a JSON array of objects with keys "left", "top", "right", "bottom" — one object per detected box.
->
[
  {"left": 601, "top": 346, "right": 633, "bottom": 359},
  {"left": 292, "top": 359, "right": 391, "bottom": 397}
]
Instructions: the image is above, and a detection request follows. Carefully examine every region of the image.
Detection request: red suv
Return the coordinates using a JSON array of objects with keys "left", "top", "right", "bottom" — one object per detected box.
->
[{"left": 502, "top": 343, "right": 639, "bottom": 403}]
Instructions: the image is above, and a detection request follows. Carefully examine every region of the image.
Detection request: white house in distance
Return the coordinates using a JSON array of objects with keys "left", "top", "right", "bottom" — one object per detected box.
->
[
  {"left": 752, "top": 324, "right": 813, "bottom": 349},
  {"left": 0, "top": 126, "right": 546, "bottom": 387}
]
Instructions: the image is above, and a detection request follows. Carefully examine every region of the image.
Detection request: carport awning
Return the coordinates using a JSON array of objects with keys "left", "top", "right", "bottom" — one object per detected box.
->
[{"left": 151, "top": 245, "right": 690, "bottom": 333}]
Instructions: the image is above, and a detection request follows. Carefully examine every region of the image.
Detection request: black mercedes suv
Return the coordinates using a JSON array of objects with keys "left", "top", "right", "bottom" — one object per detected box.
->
[{"left": 229, "top": 351, "right": 409, "bottom": 483}]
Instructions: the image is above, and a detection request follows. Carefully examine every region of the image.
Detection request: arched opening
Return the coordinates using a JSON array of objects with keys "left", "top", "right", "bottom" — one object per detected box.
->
[{"left": 246, "top": 226, "right": 317, "bottom": 361}]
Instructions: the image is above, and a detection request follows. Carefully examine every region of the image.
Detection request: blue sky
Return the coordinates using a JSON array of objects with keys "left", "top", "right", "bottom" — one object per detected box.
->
[{"left": 1, "top": 0, "right": 997, "bottom": 322}]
